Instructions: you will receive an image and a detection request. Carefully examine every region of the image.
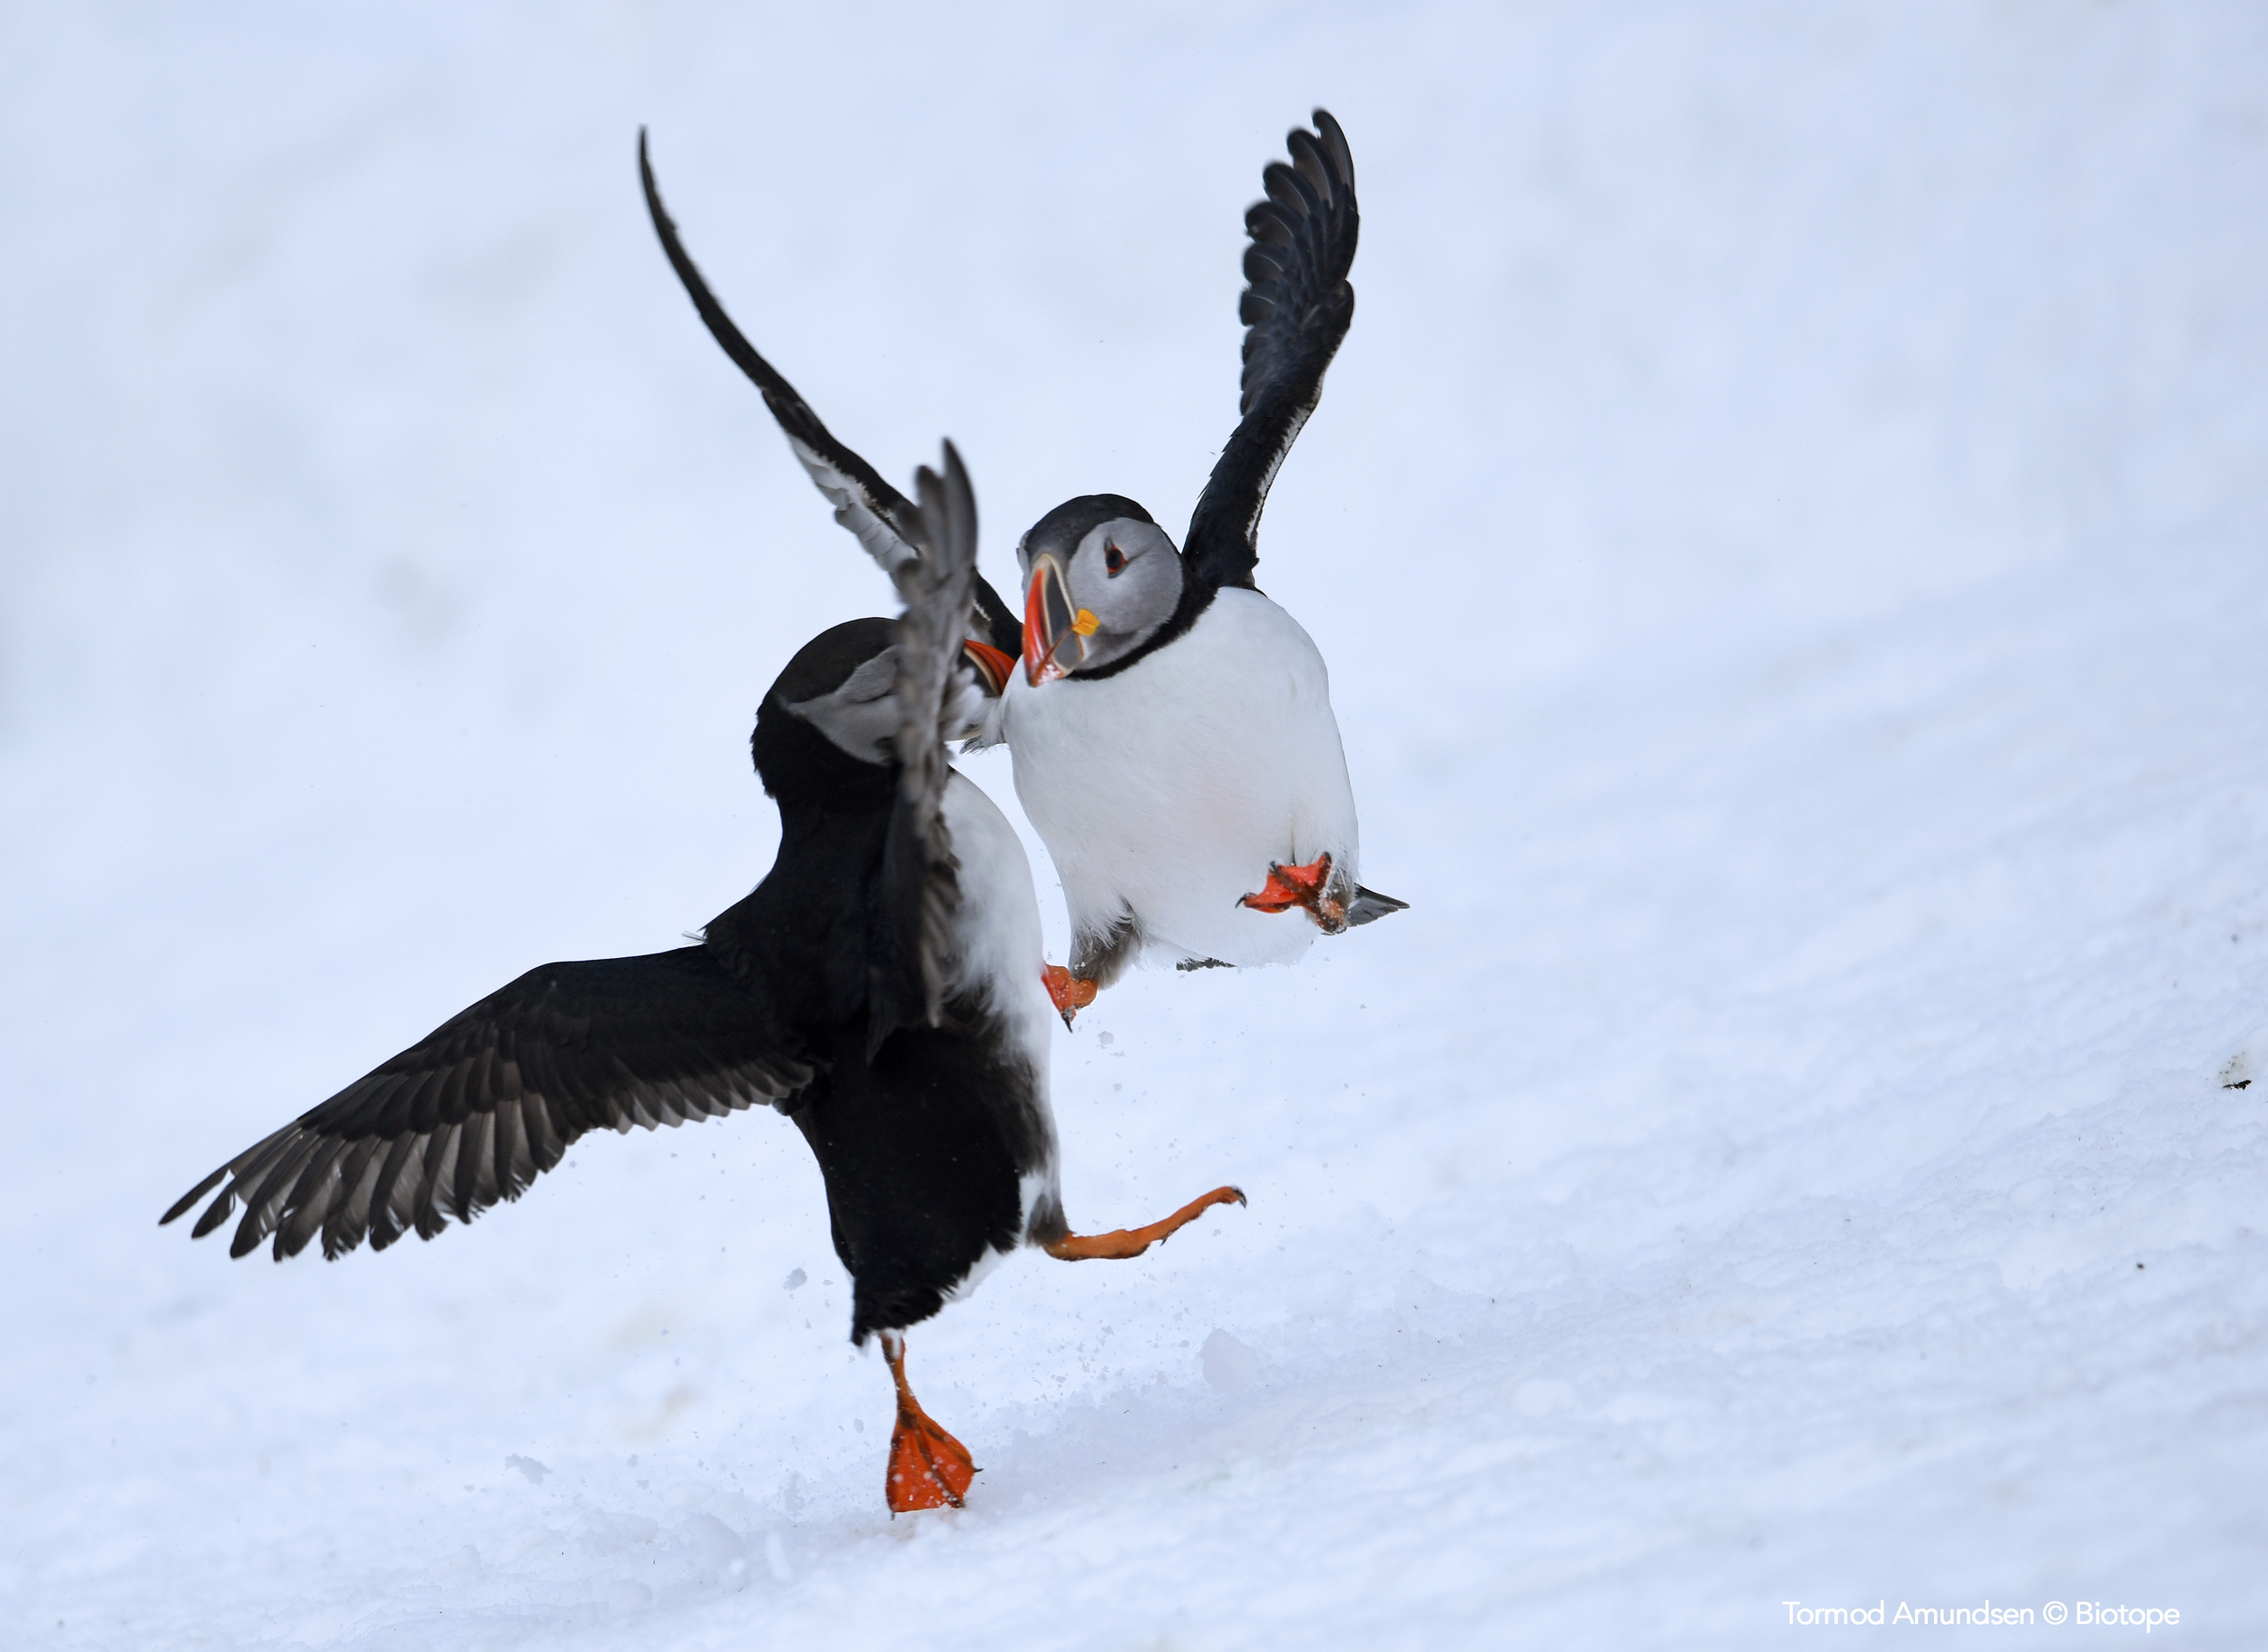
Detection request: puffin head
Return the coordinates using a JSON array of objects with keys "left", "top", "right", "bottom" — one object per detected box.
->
[
  {"left": 754, "top": 617, "right": 998, "bottom": 802},
  {"left": 1015, "top": 495, "right": 1186, "bottom": 686}
]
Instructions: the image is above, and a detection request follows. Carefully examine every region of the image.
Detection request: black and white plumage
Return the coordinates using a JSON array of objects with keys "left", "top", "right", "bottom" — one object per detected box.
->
[
  {"left": 162, "top": 446, "right": 1069, "bottom": 1354},
  {"left": 640, "top": 113, "right": 1403, "bottom": 1008},
  {"left": 637, "top": 131, "right": 1021, "bottom": 669},
  {"left": 1188, "top": 107, "right": 1363, "bottom": 598}
]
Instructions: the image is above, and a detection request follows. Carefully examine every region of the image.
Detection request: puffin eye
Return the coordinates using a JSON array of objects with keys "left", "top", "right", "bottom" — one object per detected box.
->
[{"left": 1104, "top": 544, "right": 1127, "bottom": 575}]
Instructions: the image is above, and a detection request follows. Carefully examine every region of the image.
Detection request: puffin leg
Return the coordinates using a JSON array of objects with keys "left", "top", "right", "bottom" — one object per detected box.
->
[
  {"left": 1237, "top": 853, "right": 1348, "bottom": 933},
  {"left": 1043, "top": 1186, "right": 1246, "bottom": 1261},
  {"left": 882, "top": 1331, "right": 976, "bottom": 1513},
  {"left": 1041, "top": 963, "right": 1098, "bottom": 1029}
]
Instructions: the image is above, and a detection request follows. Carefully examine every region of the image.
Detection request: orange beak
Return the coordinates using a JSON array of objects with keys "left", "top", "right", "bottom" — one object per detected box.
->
[
  {"left": 1022, "top": 556, "right": 1099, "bottom": 687},
  {"left": 960, "top": 639, "right": 1014, "bottom": 697}
]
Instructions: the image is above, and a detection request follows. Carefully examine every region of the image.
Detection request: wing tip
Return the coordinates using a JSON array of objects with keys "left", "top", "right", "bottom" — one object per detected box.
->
[
  {"left": 160, "top": 1165, "right": 228, "bottom": 1227},
  {"left": 1309, "top": 108, "right": 1354, "bottom": 190}
]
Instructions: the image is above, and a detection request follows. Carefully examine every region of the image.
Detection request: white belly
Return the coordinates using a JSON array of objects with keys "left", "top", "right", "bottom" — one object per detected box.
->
[
  {"left": 940, "top": 769, "right": 1060, "bottom": 1227},
  {"left": 1002, "top": 588, "right": 1360, "bottom": 969}
]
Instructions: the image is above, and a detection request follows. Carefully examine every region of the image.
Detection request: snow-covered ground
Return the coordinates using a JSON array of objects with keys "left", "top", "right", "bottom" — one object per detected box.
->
[{"left": 4, "top": 5, "right": 2264, "bottom": 1647}]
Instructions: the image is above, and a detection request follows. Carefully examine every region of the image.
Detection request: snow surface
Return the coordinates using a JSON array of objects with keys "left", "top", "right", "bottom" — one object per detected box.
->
[{"left": 4, "top": 4, "right": 2266, "bottom": 1647}]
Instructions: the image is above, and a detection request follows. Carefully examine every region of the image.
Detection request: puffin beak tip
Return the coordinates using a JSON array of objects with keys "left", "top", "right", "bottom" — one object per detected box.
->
[
  {"left": 1022, "top": 556, "right": 1086, "bottom": 686},
  {"left": 961, "top": 640, "right": 1014, "bottom": 697}
]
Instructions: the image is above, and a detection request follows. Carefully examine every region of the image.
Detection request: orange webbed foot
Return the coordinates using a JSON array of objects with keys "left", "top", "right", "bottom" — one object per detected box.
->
[
  {"left": 887, "top": 1408, "right": 975, "bottom": 1513},
  {"left": 1237, "top": 853, "right": 1348, "bottom": 933},
  {"left": 1044, "top": 1185, "right": 1246, "bottom": 1261},
  {"left": 1041, "top": 963, "right": 1098, "bottom": 1029},
  {"left": 883, "top": 1335, "right": 976, "bottom": 1514}
]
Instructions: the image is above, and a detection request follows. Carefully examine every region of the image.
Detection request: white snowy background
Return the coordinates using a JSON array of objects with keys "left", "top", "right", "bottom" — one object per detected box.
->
[{"left": 4, "top": 4, "right": 2263, "bottom": 1647}]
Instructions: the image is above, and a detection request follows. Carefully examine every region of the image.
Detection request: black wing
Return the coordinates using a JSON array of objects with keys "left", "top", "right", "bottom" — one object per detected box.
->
[
  {"left": 638, "top": 131, "right": 1021, "bottom": 656},
  {"left": 1182, "top": 110, "right": 1360, "bottom": 592},
  {"left": 161, "top": 947, "right": 814, "bottom": 1262},
  {"left": 867, "top": 442, "right": 982, "bottom": 1046}
]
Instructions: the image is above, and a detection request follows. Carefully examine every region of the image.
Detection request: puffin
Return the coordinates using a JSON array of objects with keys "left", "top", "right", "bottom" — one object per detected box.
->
[
  {"left": 161, "top": 445, "right": 1242, "bottom": 1514},
  {"left": 638, "top": 114, "right": 1403, "bottom": 1027}
]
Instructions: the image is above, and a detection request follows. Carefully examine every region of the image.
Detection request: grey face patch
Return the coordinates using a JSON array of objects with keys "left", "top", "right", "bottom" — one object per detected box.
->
[
  {"left": 787, "top": 647, "right": 902, "bottom": 763},
  {"left": 1061, "top": 518, "right": 1185, "bottom": 673}
]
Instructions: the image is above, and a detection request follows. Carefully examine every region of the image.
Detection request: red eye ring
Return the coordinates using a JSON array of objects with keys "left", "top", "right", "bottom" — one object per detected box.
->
[{"left": 1104, "top": 544, "right": 1126, "bottom": 575}]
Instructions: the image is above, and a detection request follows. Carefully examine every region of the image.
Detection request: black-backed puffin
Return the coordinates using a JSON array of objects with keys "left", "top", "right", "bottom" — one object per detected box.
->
[
  {"left": 161, "top": 446, "right": 1241, "bottom": 1513},
  {"left": 638, "top": 116, "right": 1403, "bottom": 1027}
]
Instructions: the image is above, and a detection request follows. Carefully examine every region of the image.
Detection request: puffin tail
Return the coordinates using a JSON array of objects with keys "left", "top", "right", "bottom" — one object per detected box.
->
[{"left": 1345, "top": 886, "right": 1409, "bottom": 927}]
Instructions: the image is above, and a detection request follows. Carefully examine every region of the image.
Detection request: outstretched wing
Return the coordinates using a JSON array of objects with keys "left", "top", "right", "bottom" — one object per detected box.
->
[
  {"left": 1182, "top": 110, "right": 1360, "bottom": 591},
  {"left": 161, "top": 947, "right": 814, "bottom": 1262},
  {"left": 638, "top": 131, "right": 1021, "bottom": 655},
  {"left": 867, "top": 441, "right": 982, "bottom": 1043}
]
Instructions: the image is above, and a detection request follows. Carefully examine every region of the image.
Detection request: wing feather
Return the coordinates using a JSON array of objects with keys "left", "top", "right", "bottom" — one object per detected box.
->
[
  {"left": 452, "top": 1109, "right": 494, "bottom": 1226},
  {"left": 162, "top": 947, "right": 814, "bottom": 1263},
  {"left": 1184, "top": 110, "right": 1360, "bottom": 591},
  {"left": 638, "top": 131, "right": 1021, "bottom": 654},
  {"left": 231, "top": 1136, "right": 320, "bottom": 1258},
  {"left": 366, "top": 1132, "right": 425, "bottom": 1253},
  {"left": 273, "top": 1139, "right": 352, "bottom": 1260},
  {"left": 322, "top": 1138, "right": 386, "bottom": 1261},
  {"left": 865, "top": 442, "right": 982, "bottom": 1045},
  {"left": 414, "top": 1128, "right": 457, "bottom": 1240},
  {"left": 492, "top": 1095, "right": 532, "bottom": 1201},
  {"left": 523, "top": 1094, "right": 567, "bottom": 1173}
]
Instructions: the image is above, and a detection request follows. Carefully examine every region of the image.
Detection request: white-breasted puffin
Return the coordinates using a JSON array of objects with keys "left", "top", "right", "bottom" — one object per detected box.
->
[
  {"left": 161, "top": 446, "right": 1240, "bottom": 1514},
  {"left": 639, "top": 116, "right": 1403, "bottom": 1025}
]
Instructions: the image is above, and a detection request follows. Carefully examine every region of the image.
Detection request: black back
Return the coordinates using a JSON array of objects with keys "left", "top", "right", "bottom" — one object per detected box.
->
[{"left": 162, "top": 447, "right": 1037, "bottom": 1344}]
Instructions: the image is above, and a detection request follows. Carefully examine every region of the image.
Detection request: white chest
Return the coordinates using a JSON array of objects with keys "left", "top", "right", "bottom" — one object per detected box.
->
[
  {"left": 941, "top": 770, "right": 1056, "bottom": 1082},
  {"left": 1002, "top": 589, "right": 1359, "bottom": 967}
]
